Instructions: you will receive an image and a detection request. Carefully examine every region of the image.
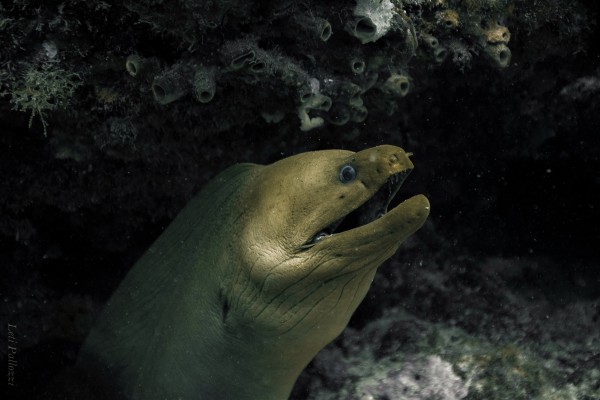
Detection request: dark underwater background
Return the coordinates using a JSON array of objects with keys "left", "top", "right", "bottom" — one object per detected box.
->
[{"left": 1, "top": 0, "right": 599, "bottom": 399}]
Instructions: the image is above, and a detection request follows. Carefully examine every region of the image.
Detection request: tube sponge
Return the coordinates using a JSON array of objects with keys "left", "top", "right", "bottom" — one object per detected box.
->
[
  {"left": 125, "top": 55, "right": 159, "bottom": 78},
  {"left": 221, "top": 39, "right": 278, "bottom": 81},
  {"left": 326, "top": 103, "right": 351, "bottom": 126},
  {"left": 231, "top": 50, "right": 255, "bottom": 70},
  {"left": 152, "top": 63, "right": 190, "bottom": 105},
  {"left": 221, "top": 38, "right": 258, "bottom": 71},
  {"left": 297, "top": 78, "right": 322, "bottom": 104},
  {"left": 297, "top": 93, "right": 332, "bottom": 131},
  {"left": 420, "top": 33, "right": 440, "bottom": 49},
  {"left": 125, "top": 55, "right": 142, "bottom": 77},
  {"left": 192, "top": 66, "right": 217, "bottom": 103},
  {"left": 350, "top": 58, "right": 366, "bottom": 74},
  {"left": 434, "top": 46, "right": 448, "bottom": 63},
  {"left": 482, "top": 21, "right": 511, "bottom": 44},
  {"left": 435, "top": 9, "right": 460, "bottom": 29},
  {"left": 294, "top": 14, "right": 332, "bottom": 42},
  {"left": 419, "top": 33, "right": 447, "bottom": 63},
  {"left": 484, "top": 43, "right": 511, "bottom": 68},
  {"left": 380, "top": 72, "right": 411, "bottom": 98},
  {"left": 347, "top": 0, "right": 395, "bottom": 44},
  {"left": 323, "top": 80, "right": 363, "bottom": 108},
  {"left": 247, "top": 49, "right": 274, "bottom": 75}
]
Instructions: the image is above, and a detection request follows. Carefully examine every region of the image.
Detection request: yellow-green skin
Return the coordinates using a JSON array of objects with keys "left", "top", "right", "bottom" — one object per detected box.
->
[{"left": 78, "top": 145, "right": 430, "bottom": 399}]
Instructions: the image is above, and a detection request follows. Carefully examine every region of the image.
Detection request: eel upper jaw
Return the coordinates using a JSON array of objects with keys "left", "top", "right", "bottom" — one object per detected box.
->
[{"left": 302, "top": 168, "right": 413, "bottom": 249}]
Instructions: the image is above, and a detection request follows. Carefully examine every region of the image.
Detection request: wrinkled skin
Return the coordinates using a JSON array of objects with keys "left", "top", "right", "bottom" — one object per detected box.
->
[{"left": 78, "top": 145, "right": 430, "bottom": 400}]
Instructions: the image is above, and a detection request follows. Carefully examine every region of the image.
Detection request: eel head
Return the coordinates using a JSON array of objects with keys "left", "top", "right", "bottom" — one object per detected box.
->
[{"left": 228, "top": 145, "right": 429, "bottom": 360}]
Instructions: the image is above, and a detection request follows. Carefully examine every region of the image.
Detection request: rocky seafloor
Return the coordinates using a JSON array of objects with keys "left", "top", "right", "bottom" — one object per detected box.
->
[{"left": 1, "top": 0, "right": 599, "bottom": 399}]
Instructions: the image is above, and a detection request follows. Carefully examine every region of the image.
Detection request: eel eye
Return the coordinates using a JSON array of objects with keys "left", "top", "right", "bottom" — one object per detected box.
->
[
  {"left": 339, "top": 165, "right": 356, "bottom": 183},
  {"left": 312, "top": 232, "right": 329, "bottom": 243}
]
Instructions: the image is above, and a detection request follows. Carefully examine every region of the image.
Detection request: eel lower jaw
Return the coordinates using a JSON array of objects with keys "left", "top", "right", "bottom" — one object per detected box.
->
[
  {"left": 321, "top": 193, "right": 430, "bottom": 256},
  {"left": 302, "top": 169, "right": 413, "bottom": 249}
]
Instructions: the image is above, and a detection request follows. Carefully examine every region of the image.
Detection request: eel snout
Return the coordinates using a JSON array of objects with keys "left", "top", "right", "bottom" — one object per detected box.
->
[{"left": 306, "top": 145, "right": 425, "bottom": 246}]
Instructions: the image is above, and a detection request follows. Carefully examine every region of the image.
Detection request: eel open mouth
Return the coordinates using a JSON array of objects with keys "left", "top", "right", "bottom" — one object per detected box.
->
[{"left": 306, "top": 169, "right": 412, "bottom": 246}]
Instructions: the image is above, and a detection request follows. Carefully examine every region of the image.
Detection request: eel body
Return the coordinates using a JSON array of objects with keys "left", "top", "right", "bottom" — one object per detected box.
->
[{"left": 78, "top": 145, "right": 430, "bottom": 399}]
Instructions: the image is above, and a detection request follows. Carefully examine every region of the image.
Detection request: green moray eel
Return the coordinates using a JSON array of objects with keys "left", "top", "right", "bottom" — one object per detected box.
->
[{"left": 78, "top": 145, "right": 430, "bottom": 399}]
